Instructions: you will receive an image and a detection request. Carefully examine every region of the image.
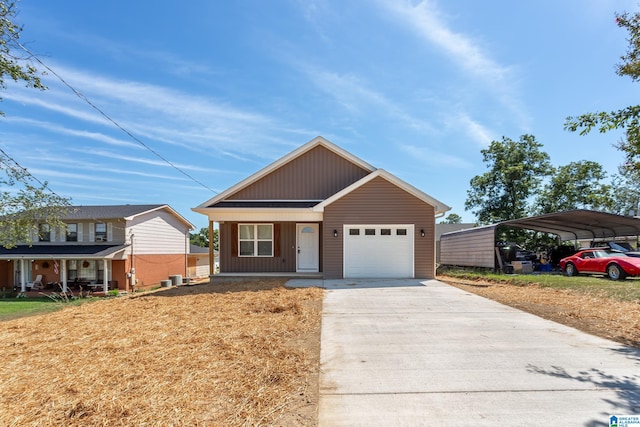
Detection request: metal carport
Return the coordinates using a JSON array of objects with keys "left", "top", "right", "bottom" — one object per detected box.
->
[{"left": 440, "top": 210, "right": 640, "bottom": 269}]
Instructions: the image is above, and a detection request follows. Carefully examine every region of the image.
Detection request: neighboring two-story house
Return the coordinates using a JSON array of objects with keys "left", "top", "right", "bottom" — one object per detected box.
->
[{"left": 0, "top": 204, "right": 193, "bottom": 292}]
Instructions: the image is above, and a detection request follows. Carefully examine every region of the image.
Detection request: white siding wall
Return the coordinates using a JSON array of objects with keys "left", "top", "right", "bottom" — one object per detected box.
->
[
  {"left": 127, "top": 210, "right": 189, "bottom": 254},
  {"left": 440, "top": 226, "right": 496, "bottom": 268}
]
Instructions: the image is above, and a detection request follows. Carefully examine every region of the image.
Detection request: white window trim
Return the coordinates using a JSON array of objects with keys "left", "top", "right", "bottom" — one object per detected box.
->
[{"left": 238, "top": 223, "right": 274, "bottom": 257}]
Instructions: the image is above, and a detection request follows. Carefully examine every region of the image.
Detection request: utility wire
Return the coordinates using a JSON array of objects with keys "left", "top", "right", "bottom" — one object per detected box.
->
[
  {"left": 16, "top": 42, "right": 217, "bottom": 194},
  {"left": 0, "top": 146, "right": 69, "bottom": 201}
]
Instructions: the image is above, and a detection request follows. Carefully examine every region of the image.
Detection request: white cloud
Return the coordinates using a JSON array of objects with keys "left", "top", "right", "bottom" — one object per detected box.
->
[
  {"left": 399, "top": 143, "right": 473, "bottom": 169},
  {"left": 296, "top": 63, "right": 435, "bottom": 134}
]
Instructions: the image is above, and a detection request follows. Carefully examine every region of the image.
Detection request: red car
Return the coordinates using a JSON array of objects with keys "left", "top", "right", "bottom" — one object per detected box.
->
[{"left": 560, "top": 248, "right": 640, "bottom": 280}]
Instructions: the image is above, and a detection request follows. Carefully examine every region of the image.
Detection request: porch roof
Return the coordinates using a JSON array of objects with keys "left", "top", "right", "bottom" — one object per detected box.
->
[{"left": 0, "top": 244, "right": 128, "bottom": 259}]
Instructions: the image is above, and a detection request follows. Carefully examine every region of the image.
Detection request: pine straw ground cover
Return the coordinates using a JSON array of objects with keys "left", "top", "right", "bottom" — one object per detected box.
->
[
  {"left": 438, "top": 275, "right": 640, "bottom": 348},
  {"left": 0, "top": 279, "right": 323, "bottom": 426}
]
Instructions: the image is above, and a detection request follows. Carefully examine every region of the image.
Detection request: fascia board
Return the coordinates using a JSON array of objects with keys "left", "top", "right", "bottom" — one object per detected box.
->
[
  {"left": 191, "top": 207, "right": 323, "bottom": 222},
  {"left": 125, "top": 204, "right": 195, "bottom": 229}
]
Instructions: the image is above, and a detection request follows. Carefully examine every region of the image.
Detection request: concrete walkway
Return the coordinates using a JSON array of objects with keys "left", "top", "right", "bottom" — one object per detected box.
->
[{"left": 287, "top": 279, "right": 640, "bottom": 426}]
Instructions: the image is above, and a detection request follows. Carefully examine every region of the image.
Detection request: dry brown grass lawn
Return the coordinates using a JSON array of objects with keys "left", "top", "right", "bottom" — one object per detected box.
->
[
  {"left": 439, "top": 275, "right": 640, "bottom": 348},
  {"left": 0, "top": 279, "right": 323, "bottom": 427}
]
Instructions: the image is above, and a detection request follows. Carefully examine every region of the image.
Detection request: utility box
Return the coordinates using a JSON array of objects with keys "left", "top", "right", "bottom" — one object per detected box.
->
[{"left": 511, "top": 261, "right": 533, "bottom": 273}]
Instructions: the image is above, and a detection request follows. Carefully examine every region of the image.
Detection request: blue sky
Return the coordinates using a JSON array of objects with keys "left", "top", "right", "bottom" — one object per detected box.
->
[{"left": 2, "top": 0, "right": 639, "bottom": 229}]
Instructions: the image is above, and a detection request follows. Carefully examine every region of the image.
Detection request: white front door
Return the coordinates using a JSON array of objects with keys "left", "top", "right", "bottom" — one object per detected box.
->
[{"left": 297, "top": 223, "right": 319, "bottom": 272}]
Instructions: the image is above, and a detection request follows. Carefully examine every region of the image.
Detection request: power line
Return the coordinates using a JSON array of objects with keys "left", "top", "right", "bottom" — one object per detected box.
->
[
  {"left": 16, "top": 42, "right": 218, "bottom": 194},
  {"left": 0, "top": 147, "right": 69, "bottom": 201}
]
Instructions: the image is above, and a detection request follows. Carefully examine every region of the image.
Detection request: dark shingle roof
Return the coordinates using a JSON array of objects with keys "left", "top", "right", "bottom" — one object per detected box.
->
[
  {"left": 59, "top": 205, "right": 166, "bottom": 220},
  {"left": 0, "top": 245, "right": 127, "bottom": 258}
]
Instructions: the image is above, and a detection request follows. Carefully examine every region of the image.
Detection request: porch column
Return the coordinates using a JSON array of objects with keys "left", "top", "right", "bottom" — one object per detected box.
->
[
  {"left": 61, "top": 259, "right": 68, "bottom": 293},
  {"left": 19, "top": 259, "right": 26, "bottom": 293},
  {"left": 209, "top": 220, "right": 216, "bottom": 276},
  {"left": 102, "top": 259, "right": 108, "bottom": 293}
]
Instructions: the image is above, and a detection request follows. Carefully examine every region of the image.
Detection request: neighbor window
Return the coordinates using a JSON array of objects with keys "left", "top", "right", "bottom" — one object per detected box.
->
[
  {"left": 39, "top": 224, "right": 51, "bottom": 242},
  {"left": 349, "top": 229, "right": 360, "bottom": 236},
  {"left": 66, "top": 223, "right": 78, "bottom": 242},
  {"left": 365, "top": 229, "right": 376, "bottom": 236},
  {"left": 381, "top": 229, "right": 391, "bottom": 236},
  {"left": 238, "top": 224, "right": 273, "bottom": 257},
  {"left": 396, "top": 229, "right": 407, "bottom": 236},
  {"left": 95, "top": 223, "right": 107, "bottom": 241}
]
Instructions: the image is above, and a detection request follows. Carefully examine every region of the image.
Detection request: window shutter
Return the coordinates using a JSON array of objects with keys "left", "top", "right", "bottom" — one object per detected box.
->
[
  {"left": 89, "top": 223, "right": 95, "bottom": 242},
  {"left": 274, "top": 223, "right": 281, "bottom": 257},
  {"left": 50, "top": 227, "right": 56, "bottom": 242},
  {"left": 59, "top": 226, "right": 66, "bottom": 242},
  {"left": 78, "top": 223, "right": 84, "bottom": 242},
  {"left": 31, "top": 228, "right": 38, "bottom": 243},
  {"left": 107, "top": 223, "right": 113, "bottom": 242},
  {"left": 231, "top": 224, "right": 238, "bottom": 257}
]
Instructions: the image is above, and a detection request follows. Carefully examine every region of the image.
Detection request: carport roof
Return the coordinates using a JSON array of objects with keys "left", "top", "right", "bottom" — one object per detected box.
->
[{"left": 499, "top": 209, "right": 640, "bottom": 241}]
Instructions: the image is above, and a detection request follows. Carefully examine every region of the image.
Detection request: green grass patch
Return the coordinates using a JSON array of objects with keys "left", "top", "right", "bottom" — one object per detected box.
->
[
  {"left": 0, "top": 297, "right": 93, "bottom": 321},
  {"left": 438, "top": 270, "right": 640, "bottom": 302}
]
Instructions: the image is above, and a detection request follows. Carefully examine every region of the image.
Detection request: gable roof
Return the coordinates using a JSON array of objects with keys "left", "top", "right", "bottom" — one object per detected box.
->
[
  {"left": 61, "top": 204, "right": 194, "bottom": 229},
  {"left": 313, "top": 169, "right": 451, "bottom": 215},
  {"left": 194, "top": 136, "right": 375, "bottom": 210}
]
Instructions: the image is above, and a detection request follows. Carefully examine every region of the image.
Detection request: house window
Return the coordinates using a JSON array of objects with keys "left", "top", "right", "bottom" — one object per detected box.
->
[
  {"left": 239, "top": 224, "right": 273, "bottom": 257},
  {"left": 95, "top": 223, "right": 107, "bottom": 242},
  {"left": 39, "top": 224, "right": 51, "bottom": 242},
  {"left": 396, "top": 229, "right": 407, "bottom": 236},
  {"left": 66, "top": 223, "right": 78, "bottom": 242},
  {"left": 349, "top": 229, "right": 360, "bottom": 236},
  {"left": 365, "top": 229, "right": 376, "bottom": 236},
  {"left": 381, "top": 229, "right": 391, "bottom": 236}
]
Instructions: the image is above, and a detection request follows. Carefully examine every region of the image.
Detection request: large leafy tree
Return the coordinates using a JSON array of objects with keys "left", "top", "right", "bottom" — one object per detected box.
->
[
  {"left": 564, "top": 11, "right": 640, "bottom": 170},
  {"left": 611, "top": 164, "right": 640, "bottom": 215},
  {"left": 0, "top": 0, "right": 46, "bottom": 114},
  {"left": 0, "top": 0, "right": 70, "bottom": 248},
  {"left": 535, "top": 161, "right": 614, "bottom": 214},
  {"left": 0, "top": 150, "right": 70, "bottom": 248},
  {"left": 439, "top": 213, "right": 463, "bottom": 224},
  {"left": 190, "top": 227, "right": 219, "bottom": 251},
  {"left": 465, "top": 134, "right": 552, "bottom": 225}
]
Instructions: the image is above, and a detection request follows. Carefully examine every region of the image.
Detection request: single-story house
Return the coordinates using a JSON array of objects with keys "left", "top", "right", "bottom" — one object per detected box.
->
[
  {"left": 0, "top": 204, "right": 194, "bottom": 292},
  {"left": 193, "top": 136, "right": 450, "bottom": 279}
]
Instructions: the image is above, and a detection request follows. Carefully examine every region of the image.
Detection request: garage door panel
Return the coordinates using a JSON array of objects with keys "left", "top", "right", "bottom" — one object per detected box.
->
[{"left": 344, "top": 225, "right": 414, "bottom": 278}]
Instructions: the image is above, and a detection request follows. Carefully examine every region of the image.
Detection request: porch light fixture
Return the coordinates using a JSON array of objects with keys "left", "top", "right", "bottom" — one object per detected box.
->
[
  {"left": 333, "top": 229, "right": 338, "bottom": 237},
  {"left": 420, "top": 229, "right": 425, "bottom": 237}
]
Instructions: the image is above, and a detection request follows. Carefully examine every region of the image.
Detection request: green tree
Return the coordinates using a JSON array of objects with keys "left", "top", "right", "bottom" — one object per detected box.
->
[
  {"left": 0, "top": 1, "right": 70, "bottom": 248},
  {"left": 190, "top": 227, "right": 218, "bottom": 251},
  {"left": 439, "top": 213, "right": 463, "bottom": 224},
  {"left": 0, "top": 150, "right": 70, "bottom": 248},
  {"left": 611, "top": 164, "right": 640, "bottom": 215},
  {"left": 0, "top": 0, "right": 46, "bottom": 115},
  {"left": 535, "top": 161, "right": 614, "bottom": 214},
  {"left": 564, "top": 11, "right": 640, "bottom": 170},
  {"left": 465, "top": 134, "right": 552, "bottom": 225}
]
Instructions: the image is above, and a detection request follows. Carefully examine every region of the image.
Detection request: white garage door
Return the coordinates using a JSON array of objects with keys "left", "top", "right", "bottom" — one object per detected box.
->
[{"left": 343, "top": 225, "right": 414, "bottom": 278}]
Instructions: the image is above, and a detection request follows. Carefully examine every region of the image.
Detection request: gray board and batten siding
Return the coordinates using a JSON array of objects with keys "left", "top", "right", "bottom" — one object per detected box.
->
[{"left": 440, "top": 225, "right": 496, "bottom": 269}]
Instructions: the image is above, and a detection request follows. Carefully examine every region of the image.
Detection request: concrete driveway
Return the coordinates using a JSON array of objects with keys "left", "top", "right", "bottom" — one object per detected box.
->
[{"left": 288, "top": 279, "right": 640, "bottom": 426}]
